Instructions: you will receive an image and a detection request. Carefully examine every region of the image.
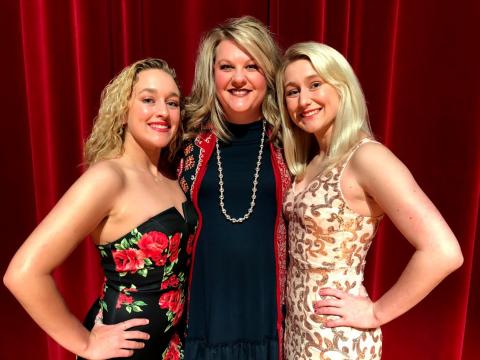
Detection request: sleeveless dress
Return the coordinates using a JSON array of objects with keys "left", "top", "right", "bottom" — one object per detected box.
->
[
  {"left": 184, "top": 121, "right": 279, "bottom": 359},
  {"left": 81, "top": 200, "right": 197, "bottom": 360},
  {"left": 283, "top": 139, "right": 383, "bottom": 360}
]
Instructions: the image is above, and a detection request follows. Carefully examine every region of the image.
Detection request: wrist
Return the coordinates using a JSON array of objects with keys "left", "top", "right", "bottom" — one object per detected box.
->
[
  {"left": 70, "top": 329, "right": 92, "bottom": 358},
  {"left": 371, "top": 302, "right": 384, "bottom": 327}
]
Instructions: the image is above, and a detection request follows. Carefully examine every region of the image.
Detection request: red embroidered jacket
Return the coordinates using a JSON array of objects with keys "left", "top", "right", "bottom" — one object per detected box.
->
[{"left": 178, "top": 127, "right": 291, "bottom": 359}]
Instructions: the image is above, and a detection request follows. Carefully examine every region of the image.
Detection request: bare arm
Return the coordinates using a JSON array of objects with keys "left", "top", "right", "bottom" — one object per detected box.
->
[
  {"left": 315, "top": 143, "right": 463, "bottom": 328},
  {"left": 3, "top": 163, "right": 149, "bottom": 358}
]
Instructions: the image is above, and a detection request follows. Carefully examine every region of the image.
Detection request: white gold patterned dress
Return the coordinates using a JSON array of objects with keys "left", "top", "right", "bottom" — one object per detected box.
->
[{"left": 283, "top": 139, "right": 383, "bottom": 359}]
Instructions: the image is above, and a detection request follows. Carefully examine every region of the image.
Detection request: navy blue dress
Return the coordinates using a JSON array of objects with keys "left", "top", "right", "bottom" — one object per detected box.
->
[{"left": 185, "top": 121, "right": 278, "bottom": 359}]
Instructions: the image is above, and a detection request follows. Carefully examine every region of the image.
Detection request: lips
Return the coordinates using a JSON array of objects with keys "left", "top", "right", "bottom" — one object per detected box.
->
[
  {"left": 228, "top": 88, "right": 252, "bottom": 96},
  {"left": 300, "top": 108, "right": 322, "bottom": 118},
  {"left": 148, "top": 121, "right": 170, "bottom": 132}
]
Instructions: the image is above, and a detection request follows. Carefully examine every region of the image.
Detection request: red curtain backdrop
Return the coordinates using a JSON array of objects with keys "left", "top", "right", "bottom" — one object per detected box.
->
[{"left": 1, "top": 0, "right": 478, "bottom": 359}]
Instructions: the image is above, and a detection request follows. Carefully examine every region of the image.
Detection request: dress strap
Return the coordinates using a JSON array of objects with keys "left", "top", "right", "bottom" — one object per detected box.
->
[{"left": 340, "top": 138, "right": 380, "bottom": 172}]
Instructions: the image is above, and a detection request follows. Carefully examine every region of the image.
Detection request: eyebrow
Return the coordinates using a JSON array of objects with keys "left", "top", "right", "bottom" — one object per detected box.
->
[
  {"left": 284, "top": 74, "right": 321, "bottom": 88},
  {"left": 215, "top": 57, "right": 256, "bottom": 64},
  {"left": 138, "top": 88, "right": 180, "bottom": 97}
]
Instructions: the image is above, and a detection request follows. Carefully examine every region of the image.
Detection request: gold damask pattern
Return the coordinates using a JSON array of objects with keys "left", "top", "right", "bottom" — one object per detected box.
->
[{"left": 283, "top": 139, "right": 382, "bottom": 360}]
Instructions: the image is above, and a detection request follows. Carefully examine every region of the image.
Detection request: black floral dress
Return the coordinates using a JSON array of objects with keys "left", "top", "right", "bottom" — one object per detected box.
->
[{"left": 81, "top": 201, "right": 197, "bottom": 360}]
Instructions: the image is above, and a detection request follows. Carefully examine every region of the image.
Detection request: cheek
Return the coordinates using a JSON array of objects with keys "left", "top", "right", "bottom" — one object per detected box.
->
[
  {"left": 214, "top": 71, "right": 227, "bottom": 92},
  {"left": 253, "top": 74, "right": 267, "bottom": 94},
  {"left": 168, "top": 108, "right": 181, "bottom": 125},
  {"left": 285, "top": 99, "right": 297, "bottom": 117},
  {"left": 133, "top": 105, "right": 151, "bottom": 117}
]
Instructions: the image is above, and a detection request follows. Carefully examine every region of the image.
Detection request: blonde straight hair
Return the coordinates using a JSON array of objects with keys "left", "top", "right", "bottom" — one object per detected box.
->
[
  {"left": 185, "top": 16, "right": 282, "bottom": 144},
  {"left": 84, "top": 58, "right": 183, "bottom": 168},
  {"left": 277, "top": 42, "right": 373, "bottom": 176}
]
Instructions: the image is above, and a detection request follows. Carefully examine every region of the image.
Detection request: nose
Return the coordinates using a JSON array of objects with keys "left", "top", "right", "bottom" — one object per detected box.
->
[
  {"left": 298, "top": 89, "right": 311, "bottom": 108},
  {"left": 155, "top": 101, "right": 168, "bottom": 117},
  {"left": 231, "top": 68, "right": 247, "bottom": 87}
]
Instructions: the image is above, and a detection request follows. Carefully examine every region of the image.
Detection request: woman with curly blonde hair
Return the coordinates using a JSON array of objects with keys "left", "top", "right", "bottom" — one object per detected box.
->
[{"left": 5, "top": 58, "right": 197, "bottom": 359}]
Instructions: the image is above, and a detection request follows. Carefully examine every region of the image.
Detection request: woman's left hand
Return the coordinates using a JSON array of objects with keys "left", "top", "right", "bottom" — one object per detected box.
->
[{"left": 313, "top": 288, "right": 381, "bottom": 329}]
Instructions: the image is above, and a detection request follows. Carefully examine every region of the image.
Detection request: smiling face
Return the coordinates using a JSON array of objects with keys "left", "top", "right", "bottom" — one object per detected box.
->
[
  {"left": 283, "top": 59, "right": 340, "bottom": 141},
  {"left": 124, "top": 68, "right": 181, "bottom": 152},
  {"left": 214, "top": 40, "right": 267, "bottom": 124}
]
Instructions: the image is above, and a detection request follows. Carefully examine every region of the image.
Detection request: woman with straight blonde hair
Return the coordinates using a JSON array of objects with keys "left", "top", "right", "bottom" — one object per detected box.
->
[
  {"left": 277, "top": 42, "right": 463, "bottom": 359},
  {"left": 4, "top": 58, "right": 197, "bottom": 359},
  {"left": 179, "top": 16, "right": 291, "bottom": 360}
]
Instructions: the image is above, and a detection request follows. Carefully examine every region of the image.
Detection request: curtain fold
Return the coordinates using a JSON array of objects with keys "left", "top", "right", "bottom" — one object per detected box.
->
[{"left": 1, "top": 0, "right": 478, "bottom": 359}]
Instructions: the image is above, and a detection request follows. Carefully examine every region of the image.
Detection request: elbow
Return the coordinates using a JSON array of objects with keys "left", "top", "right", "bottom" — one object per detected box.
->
[
  {"left": 450, "top": 250, "right": 464, "bottom": 271},
  {"left": 441, "top": 245, "right": 464, "bottom": 274},
  {"left": 3, "top": 264, "right": 28, "bottom": 295},
  {"left": 3, "top": 268, "right": 17, "bottom": 293}
]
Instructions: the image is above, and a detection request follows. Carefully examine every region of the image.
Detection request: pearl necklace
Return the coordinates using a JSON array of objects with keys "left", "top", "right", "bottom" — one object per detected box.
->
[{"left": 215, "top": 120, "right": 266, "bottom": 223}]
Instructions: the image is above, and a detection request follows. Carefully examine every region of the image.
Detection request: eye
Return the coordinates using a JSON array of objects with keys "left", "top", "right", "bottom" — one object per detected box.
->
[
  {"left": 285, "top": 88, "right": 299, "bottom": 97},
  {"left": 219, "top": 64, "right": 233, "bottom": 71},
  {"left": 142, "top": 97, "right": 155, "bottom": 104},
  {"left": 166, "top": 100, "right": 180, "bottom": 108},
  {"left": 246, "top": 64, "right": 259, "bottom": 71},
  {"left": 310, "top": 81, "right": 322, "bottom": 90}
]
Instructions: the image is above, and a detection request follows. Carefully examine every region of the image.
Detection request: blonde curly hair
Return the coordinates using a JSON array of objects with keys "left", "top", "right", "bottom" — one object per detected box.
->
[
  {"left": 84, "top": 58, "right": 183, "bottom": 167},
  {"left": 185, "top": 16, "right": 282, "bottom": 144}
]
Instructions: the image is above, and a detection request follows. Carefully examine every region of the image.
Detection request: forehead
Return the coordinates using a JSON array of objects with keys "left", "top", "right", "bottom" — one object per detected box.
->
[
  {"left": 284, "top": 59, "right": 318, "bottom": 81},
  {"left": 215, "top": 39, "right": 255, "bottom": 61},
  {"left": 133, "top": 69, "right": 179, "bottom": 93}
]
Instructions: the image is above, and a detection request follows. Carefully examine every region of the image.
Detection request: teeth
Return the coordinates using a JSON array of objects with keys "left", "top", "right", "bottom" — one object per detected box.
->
[
  {"left": 149, "top": 124, "right": 169, "bottom": 129},
  {"left": 301, "top": 109, "right": 321, "bottom": 117},
  {"left": 229, "top": 89, "right": 249, "bottom": 95}
]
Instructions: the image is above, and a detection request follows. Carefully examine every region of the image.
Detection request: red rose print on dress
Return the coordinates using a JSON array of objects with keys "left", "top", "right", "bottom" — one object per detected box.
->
[
  {"left": 159, "top": 289, "right": 185, "bottom": 328},
  {"left": 116, "top": 293, "right": 134, "bottom": 309},
  {"left": 113, "top": 249, "right": 145, "bottom": 273},
  {"left": 186, "top": 234, "right": 194, "bottom": 255},
  {"left": 94, "top": 215, "right": 194, "bottom": 357},
  {"left": 168, "top": 233, "right": 181, "bottom": 262},
  {"left": 138, "top": 231, "right": 169, "bottom": 266},
  {"left": 162, "top": 333, "right": 182, "bottom": 360},
  {"left": 161, "top": 274, "right": 180, "bottom": 290},
  {"left": 99, "top": 277, "right": 107, "bottom": 300}
]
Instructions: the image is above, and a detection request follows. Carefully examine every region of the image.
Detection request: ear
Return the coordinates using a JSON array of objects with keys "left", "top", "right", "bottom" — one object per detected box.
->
[{"left": 121, "top": 112, "right": 128, "bottom": 126}]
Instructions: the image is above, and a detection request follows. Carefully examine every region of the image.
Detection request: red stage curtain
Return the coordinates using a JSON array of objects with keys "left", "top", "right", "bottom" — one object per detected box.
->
[{"left": 1, "top": 0, "right": 478, "bottom": 359}]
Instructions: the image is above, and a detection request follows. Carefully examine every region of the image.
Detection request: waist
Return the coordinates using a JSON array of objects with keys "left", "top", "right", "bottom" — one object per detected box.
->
[
  {"left": 103, "top": 278, "right": 185, "bottom": 294},
  {"left": 289, "top": 257, "right": 365, "bottom": 272}
]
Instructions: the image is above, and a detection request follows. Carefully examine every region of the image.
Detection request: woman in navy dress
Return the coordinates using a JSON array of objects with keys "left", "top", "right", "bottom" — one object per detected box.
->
[{"left": 179, "top": 17, "right": 291, "bottom": 360}]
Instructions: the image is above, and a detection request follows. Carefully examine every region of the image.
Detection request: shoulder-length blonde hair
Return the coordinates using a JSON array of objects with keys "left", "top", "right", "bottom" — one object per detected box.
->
[
  {"left": 185, "top": 16, "right": 282, "bottom": 144},
  {"left": 277, "top": 42, "right": 373, "bottom": 176},
  {"left": 84, "top": 58, "right": 183, "bottom": 170}
]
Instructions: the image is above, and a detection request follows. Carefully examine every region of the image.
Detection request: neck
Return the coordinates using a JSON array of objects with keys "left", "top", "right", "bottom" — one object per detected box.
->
[
  {"left": 314, "top": 125, "right": 333, "bottom": 156},
  {"left": 123, "top": 136, "right": 161, "bottom": 176},
  {"left": 224, "top": 111, "right": 263, "bottom": 125}
]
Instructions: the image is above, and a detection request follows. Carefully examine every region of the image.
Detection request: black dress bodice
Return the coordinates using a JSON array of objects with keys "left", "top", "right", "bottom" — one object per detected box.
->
[{"left": 82, "top": 201, "right": 197, "bottom": 360}]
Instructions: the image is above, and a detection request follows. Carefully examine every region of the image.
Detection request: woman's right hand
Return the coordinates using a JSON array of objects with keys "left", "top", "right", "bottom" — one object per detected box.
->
[{"left": 81, "top": 318, "right": 150, "bottom": 359}]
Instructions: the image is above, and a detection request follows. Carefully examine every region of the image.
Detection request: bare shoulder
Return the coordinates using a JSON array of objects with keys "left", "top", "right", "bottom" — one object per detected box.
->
[
  {"left": 78, "top": 159, "right": 127, "bottom": 192},
  {"left": 349, "top": 141, "right": 409, "bottom": 178},
  {"left": 350, "top": 141, "right": 397, "bottom": 167}
]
